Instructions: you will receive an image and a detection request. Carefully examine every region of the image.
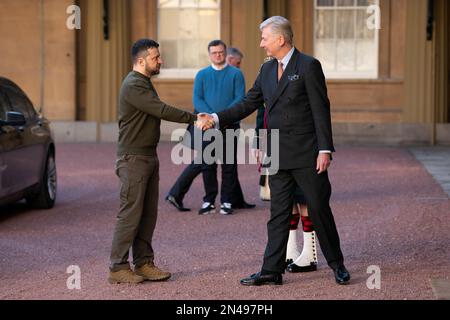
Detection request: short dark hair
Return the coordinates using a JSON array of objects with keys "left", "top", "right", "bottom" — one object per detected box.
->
[
  {"left": 227, "top": 47, "right": 243, "bottom": 59},
  {"left": 208, "top": 40, "right": 227, "bottom": 52},
  {"left": 131, "top": 39, "right": 159, "bottom": 64}
]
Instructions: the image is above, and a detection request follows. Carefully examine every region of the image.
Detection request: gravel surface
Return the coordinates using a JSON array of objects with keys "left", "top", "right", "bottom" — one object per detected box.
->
[{"left": 0, "top": 142, "right": 449, "bottom": 300}]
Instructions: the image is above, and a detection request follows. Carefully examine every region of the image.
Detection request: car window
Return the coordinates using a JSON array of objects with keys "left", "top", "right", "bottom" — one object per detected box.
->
[
  {"left": 0, "top": 90, "right": 12, "bottom": 121},
  {"left": 3, "top": 85, "right": 36, "bottom": 120}
]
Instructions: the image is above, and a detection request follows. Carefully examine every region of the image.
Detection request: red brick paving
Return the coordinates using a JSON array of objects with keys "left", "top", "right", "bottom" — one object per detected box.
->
[{"left": 0, "top": 143, "right": 449, "bottom": 300}]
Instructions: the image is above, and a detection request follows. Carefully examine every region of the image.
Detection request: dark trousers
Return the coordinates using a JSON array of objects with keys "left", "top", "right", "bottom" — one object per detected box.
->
[
  {"left": 110, "top": 154, "right": 159, "bottom": 272},
  {"left": 168, "top": 161, "right": 245, "bottom": 205},
  {"left": 202, "top": 158, "right": 238, "bottom": 204},
  {"left": 169, "top": 124, "right": 244, "bottom": 205},
  {"left": 262, "top": 168, "right": 344, "bottom": 273},
  {"left": 202, "top": 124, "right": 240, "bottom": 204},
  {"left": 168, "top": 161, "right": 203, "bottom": 202}
]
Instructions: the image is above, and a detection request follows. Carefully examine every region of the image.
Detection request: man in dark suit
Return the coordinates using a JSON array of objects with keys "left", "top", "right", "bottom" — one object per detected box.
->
[{"left": 197, "top": 16, "right": 350, "bottom": 286}]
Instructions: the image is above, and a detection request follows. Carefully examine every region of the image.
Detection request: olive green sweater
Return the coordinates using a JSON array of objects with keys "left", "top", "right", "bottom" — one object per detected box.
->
[{"left": 117, "top": 71, "right": 196, "bottom": 156}]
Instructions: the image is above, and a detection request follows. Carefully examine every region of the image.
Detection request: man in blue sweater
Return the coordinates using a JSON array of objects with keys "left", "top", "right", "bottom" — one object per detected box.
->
[{"left": 166, "top": 40, "right": 251, "bottom": 215}]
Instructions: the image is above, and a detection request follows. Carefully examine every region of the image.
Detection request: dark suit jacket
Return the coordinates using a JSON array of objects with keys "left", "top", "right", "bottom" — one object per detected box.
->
[{"left": 217, "top": 49, "right": 334, "bottom": 170}]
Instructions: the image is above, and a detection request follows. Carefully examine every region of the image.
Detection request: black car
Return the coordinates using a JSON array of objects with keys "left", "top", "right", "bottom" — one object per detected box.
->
[{"left": 0, "top": 77, "right": 56, "bottom": 209}]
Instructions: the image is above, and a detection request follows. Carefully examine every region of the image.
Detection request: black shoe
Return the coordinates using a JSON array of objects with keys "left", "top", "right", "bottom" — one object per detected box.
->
[
  {"left": 240, "top": 272, "right": 282, "bottom": 286},
  {"left": 233, "top": 201, "right": 256, "bottom": 209},
  {"left": 165, "top": 195, "right": 190, "bottom": 212},
  {"left": 287, "top": 262, "right": 318, "bottom": 273},
  {"left": 333, "top": 265, "right": 350, "bottom": 285}
]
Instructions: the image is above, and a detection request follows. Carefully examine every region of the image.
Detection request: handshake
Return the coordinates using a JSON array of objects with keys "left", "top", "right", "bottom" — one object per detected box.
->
[{"left": 195, "top": 113, "right": 216, "bottom": 131}]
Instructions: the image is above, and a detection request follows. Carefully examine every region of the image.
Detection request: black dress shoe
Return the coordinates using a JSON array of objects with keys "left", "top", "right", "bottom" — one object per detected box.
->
[
  {"left": 333, "top": 265, "right": 350, "bottom": 285},
  {"left": 165, "top": 195, "right": 190, "bottom": 212},
  {"left": 287, "top": 262, "right": 317, "bottom": 273},
  {"left": 240, "top": 272, "right": 282, "bottom": 286},
  {"left": 232, "top": 201, "right": 256, "bottom": 209}
]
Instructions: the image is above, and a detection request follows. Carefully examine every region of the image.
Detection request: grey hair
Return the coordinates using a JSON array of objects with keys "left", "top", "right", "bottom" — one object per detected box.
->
[
  {"left": 259, "top": 16, "right": 294, "bottom": 45},
  {"left": 227, "top": 47, "right": 244, "bottom": 58}
]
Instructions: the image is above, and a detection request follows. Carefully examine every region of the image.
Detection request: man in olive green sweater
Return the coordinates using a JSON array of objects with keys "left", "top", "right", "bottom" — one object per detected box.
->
[{"left": 108, "top": 39, "right": 204, "bottom": 284}]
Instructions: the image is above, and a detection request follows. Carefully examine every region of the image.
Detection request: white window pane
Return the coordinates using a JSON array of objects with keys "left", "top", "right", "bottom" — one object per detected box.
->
[
  {"left": 199, "top": 0, "right": 220, "bottom": 8},
  {"left": 158, "top": 0, "right": 179, "bottom": 8},
  {"left": 181, "top": 0, "right": 198, "bottom": 8},
  {"left": 336, "top": 10, "right": 355, "bottom": 39},
  {"left": 159, "top": 40, "right": 178, "bottom": 68},
  {"left": 316, "top": 10, "right": 335, "bottom": 39},
  {"left": 178, "top": 9, "right": 199, "bottom": 39},
  {"left": 315, "top": 40, "right": 336, "bottom": 72},
  {"left": 158, "top": 1, "right": 220, "bottom": 71},
  {"left": 179, "top": 40, "right": 200, "bottom": 68},
  {"left": 357, "top": 0, "right": 378, "bottom": 6},
  {"left": 356, "top": 40, "right": 376, "bottom": 72},
  {"left": 198, "top": 39, "right": 211, "bottom": 60},
  {"left": 158, "top": 9, "right": 179, "bottom": 39},
  {"left": 314, "top": 0, "right": 378, "bottom": 78},
  {"left": 337, "top": 0, "right": 355, "bottom": 6},
  {"left": 179, "top": 0, "right": 220, "bottom": 8},
  {"left": 198, "top": 9, "right": 220, "bottom": 37},
  {"left": 317, "top": 0, "right": 334, "bottom": 6},
  {"left": 336, "top": 40, "right": 356, "bottom": 72},
  {"left": 356, "top": 9, "right": 375, "bottom": 39}
]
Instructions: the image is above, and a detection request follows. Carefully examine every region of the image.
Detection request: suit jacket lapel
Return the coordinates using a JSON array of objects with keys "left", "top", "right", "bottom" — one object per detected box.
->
[
  {"left": 266, "top": 60, "right": 278, "bottom": 99},
  {"left": 267, "top": 48, "right": 300, "bottom": 114}
]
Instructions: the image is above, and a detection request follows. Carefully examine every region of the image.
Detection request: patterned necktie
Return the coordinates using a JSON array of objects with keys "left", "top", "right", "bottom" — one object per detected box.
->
[{"left": 277, "top": 61, "right": 284, "bottom": 82}]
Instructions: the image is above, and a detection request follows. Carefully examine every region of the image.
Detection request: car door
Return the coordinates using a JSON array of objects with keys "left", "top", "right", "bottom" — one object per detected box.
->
[
  {"left": 2, "top": 83, "right": 47, "bottom": 191},
  {"left": 0, "top": 88, "right": 26, "bottom": 198}
]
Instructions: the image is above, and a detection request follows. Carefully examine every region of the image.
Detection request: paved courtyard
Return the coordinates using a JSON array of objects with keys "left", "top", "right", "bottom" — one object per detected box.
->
[{"left": 0, "top": 143, "right": 449, "bottom": 300}]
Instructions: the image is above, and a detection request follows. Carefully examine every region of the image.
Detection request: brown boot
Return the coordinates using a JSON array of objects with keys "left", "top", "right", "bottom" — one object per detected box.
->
[
  {"left": 108, "top": 269, "right": 145, "bottom": 284},
  {"left": 135, "top": 262, "right": 171, "bottom": 281}
]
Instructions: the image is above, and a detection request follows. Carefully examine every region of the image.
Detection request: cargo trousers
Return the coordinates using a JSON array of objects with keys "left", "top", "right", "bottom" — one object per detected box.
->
[{"left": 110, "top": 153, "right": 159, "bottom": 272}]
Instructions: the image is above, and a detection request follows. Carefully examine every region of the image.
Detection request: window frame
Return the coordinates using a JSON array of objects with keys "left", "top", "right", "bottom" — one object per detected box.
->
[{"left": 313, "top": 0, "right": 380, "bottom": 79}]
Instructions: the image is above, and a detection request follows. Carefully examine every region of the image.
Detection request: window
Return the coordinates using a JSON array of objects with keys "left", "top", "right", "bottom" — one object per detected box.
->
[
  {"left": 157, "top": 0, "right": 221, "bottom": 78},
  {"left": 0, "top": 91, "right": 11, "bottom": 121},
  {"left": 314, "top": 0, "right": 379, "bottom": 79},
  {"left": 4, "top": 86, "right": 36, "bottom": 120}
]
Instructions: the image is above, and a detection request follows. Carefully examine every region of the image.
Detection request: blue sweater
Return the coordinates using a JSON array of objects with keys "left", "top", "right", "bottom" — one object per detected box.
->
[{"left": 193, "top": 65, "right": 245, "bottom": 115}]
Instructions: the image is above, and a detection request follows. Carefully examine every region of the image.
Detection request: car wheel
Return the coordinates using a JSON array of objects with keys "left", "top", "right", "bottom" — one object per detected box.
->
[{"left": 26, "top": 150, "right": 57, "bottom": 209}]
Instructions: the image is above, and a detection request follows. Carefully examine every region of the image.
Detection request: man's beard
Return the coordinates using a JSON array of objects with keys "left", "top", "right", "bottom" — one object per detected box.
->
[
  {"left": 146, "top": 64, "right": 160, "bottom": 76},
  {"left": 150, "top": 68, "right": 160, "bottom": 76}
]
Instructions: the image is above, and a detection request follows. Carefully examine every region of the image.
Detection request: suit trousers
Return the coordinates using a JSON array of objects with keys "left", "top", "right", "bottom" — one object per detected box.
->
[
  {"left": 262, "top": 167, "right": 344, "bottom": 273},
  {"left": 110, "top": 154, "right": 159, "bottom": 272}
]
